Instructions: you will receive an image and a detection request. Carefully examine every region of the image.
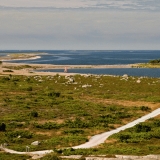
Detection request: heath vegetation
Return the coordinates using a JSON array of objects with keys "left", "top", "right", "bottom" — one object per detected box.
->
[{"left": 0, "top": 73, "right": 160, "bottom": 159}]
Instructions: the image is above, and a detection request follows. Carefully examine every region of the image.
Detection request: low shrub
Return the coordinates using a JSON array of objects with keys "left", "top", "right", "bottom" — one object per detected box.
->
[
  {"left": 64, "top": 129, "right": 84, "bottom": 135},
  {"left": 3, "top": 70, "right": 13, "bottom": 72},
  {"left": 149, "top": 59, "right": 160, "bottom": 64},
  {"left": 0, "top": 123, "right": 6, "bottom": 131},
  {"left": 34, "top": 122, "right": 61, "bottom": 130},
  {"left": 5, "top": 130, "right": 33, "bottom": 139},
  {"left": 140, "top": 106, "right": 151, "bottom": 111},
  {"left": 30, "top": 111, "right": 38, "bottom": 117},
  {"left": 41, "top": 153, "right": 62, "bottom": 160},
  {"left": 135, "top": 124, "right": 151, "bottom": 133},
  {"left": 47, "top": 91, "right": 61, "bottom": 97},
  {"left": 26, "top": 86, "right": 33, "bottom": 91}
]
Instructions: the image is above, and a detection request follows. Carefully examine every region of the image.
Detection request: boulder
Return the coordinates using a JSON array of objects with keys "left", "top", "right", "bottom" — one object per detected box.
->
[{"left": 31, "top": 141, "right": 40, "bottom": 146}]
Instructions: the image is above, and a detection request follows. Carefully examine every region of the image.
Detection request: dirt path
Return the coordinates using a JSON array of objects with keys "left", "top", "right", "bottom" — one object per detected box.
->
[
  {"left": 73, "top": 108, "right": 160, "bottom": 149},
  {"left": 0, "top": 145, "right": 53, "bottom": 159}
]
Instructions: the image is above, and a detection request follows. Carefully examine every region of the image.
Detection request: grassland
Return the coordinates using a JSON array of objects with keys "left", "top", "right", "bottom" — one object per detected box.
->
[{"left": 0, "top": 72, "right": 160, "bottom": 159}]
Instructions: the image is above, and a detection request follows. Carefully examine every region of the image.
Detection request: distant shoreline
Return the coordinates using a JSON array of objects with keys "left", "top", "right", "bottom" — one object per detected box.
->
[
  {"left": 2, "top": 62, "right": 133, "bottom": 69},
  {"left": 0, "top": 61, "right": 133, "bottom": 76},
  {"left": 1, "top": 55, "right": 41, "bottom": 61}
]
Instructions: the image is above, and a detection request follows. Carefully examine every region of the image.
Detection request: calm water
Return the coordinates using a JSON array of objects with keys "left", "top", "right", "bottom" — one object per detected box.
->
[
  {"left": 1, "top": 50, "right": 160, "bottom": 77},
  {"left": 1, "top": 50, "right": 160, "bottom": 65},
  {"left": 37, "top": 68, "right": 160, "bottom": 78}
]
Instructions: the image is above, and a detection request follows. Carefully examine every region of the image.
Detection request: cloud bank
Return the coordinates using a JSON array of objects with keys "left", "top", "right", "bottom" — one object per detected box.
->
[
  {"left": 0, "top": 0, "right": 160, "bottom": 50},
  {"left": 0, "top": 0, "right": 160, "bottom": 11}
]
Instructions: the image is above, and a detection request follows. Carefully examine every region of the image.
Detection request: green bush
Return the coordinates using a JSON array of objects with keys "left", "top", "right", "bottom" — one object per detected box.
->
[
  {"left": 151, "top": 129, "right": 160, "bottom": 138},
  {"left": 3, "top": 70, "right": 13, "bottom": 72},
  {"left": 135, "top": 124, "right": 151, "bottom": 133},
  {"left": 64, "top": 129, "right": 84, "bottom": 135},
  {"left": 34, "top": 122, "right": 61, "bottom": 130},
  {"left": 8, "top": 122, "right": 24, "bottom": 128},
  {"left": 65, "top": 118, "right": 89, "bottom": 128},
  {"left": 30, "top": 111, "right": 38, "bottom": 117},
  {"left": 41, "top": 154, "right": 61, "bottom": 160},
  {"left": 153, "top": 120, "right": 160, "bottom": 127},
  {"left": 5, "top": 130, "right": 33, "bottom": 139},
  {"left": 0, "top": 123, "right": 6, "bottom": 131},
  {"left": 140, "top": 106, "right": 151, "bottom": 111},
  {"left": 149, "top": 59, "right": 160, "bottom": 64},
  {"left": 26, "top": 86, "right": 33, "bottom": 91},
  {"left": 119, "top": 133, "right": 131, "bottom": 142},
  {"left": 47, "top": 91, "right": 61, "bottom": 97},
  {"left": 1, "top": 77, "right": 10, "bottom": 82}
]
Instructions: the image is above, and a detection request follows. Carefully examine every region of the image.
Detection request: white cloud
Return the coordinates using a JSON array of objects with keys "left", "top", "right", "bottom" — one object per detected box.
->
[
  {"left": 0, "top": 0, "right": 160, "bottom": 50},
  {"left": 0, "top": 0, "right": 159, "bottom": 11},
  {"left": 0, "top": 9, "right": 160, "bottom": 50}
]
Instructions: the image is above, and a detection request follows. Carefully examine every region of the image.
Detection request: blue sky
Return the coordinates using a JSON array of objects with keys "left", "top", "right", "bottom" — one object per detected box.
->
[{"left": 0, "top": 0, "right": 160, "bottom": 50}]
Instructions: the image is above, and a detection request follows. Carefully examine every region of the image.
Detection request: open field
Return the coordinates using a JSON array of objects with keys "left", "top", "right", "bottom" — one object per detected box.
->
[{"left": 0, "top": 62, "right": 160, "bottom": 159}]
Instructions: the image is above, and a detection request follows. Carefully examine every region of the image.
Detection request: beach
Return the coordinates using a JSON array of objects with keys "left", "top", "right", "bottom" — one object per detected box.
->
[{"left": 0, "top": 62, "right": 131, "bottom": 76}]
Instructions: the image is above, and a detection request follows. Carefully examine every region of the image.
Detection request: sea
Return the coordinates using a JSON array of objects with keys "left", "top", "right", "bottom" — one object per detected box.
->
[{"left": 0, "top": 50, "right": 160, "bottom": 78}]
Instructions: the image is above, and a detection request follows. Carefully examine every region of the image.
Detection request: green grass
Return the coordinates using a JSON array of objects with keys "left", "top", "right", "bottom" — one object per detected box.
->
[
  {"left": 0, "top": 153, "right": 30, "bottom": 160},
  {"left": 0, "top": 74, "right": 160, "bottom": 159}
]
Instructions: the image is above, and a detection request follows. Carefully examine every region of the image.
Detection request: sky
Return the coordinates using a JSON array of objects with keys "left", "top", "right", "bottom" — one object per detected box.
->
[{"left": 0, "top": 0, "right": 160, "bottom": 50}]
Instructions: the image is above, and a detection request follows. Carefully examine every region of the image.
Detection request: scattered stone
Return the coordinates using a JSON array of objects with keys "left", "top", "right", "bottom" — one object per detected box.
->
[
  {"left": 31, "top": 141, "right": 40, "bottom": 146},
  {"left": 82, "top": 84, "right": 92, "bottom": 88},
  {"left": 136, "top": 79, "right": 141, "bottom": 83},
  {"left": 31, "top": 154, "right": 44, "bottom": 160},
  {"left": 61, "top": 155, "right": 82, "bottom": 159},
  {"left": 86, "top": 157, "right": 116, "bottom": 160},
  {"left": 122, "top": 74, "right": 128, "bottom": 78}
]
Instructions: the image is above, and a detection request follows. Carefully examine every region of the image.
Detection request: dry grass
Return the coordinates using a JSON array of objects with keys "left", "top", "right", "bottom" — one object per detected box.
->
[{"left": 80, "top": 95, "right": 159, "bottom": 110}]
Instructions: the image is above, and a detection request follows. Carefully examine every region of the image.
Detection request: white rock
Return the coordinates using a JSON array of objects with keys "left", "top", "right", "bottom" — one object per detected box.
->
[
  {"left": 122, "top": 74, "right": 128, "bottom": 78},
  {"left": 31, "top": 141, "right": 40, "bottom": 146},
  {"left": 136, "top": 79, "right": 141, "bottom": 83}
]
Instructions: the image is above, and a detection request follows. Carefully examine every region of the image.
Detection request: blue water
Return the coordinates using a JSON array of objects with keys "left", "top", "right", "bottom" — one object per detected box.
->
[
  {"left": 37, "top": 68, "right": 160, "bottom": 78},
  {"left": 1, "top": 50, "right": 160, "bottom": 65},
  {"left": 1, "top": 50, "right": 160, "bottom": 77}
]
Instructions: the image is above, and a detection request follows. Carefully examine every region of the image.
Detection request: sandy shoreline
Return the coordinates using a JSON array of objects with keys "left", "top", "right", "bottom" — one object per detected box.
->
[
  {"left": 0, "top": 61, "right": 133, "bottom": 76},
  {"left": 2, "top": 62, "right": 132, "bottom": 69},
  {"left": 1, "top": 56, "right": 41, "bottom": 61}
]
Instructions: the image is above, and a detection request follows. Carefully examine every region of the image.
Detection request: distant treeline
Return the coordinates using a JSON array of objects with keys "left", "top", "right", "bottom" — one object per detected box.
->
[{"left": 149, "top": 59, "right": 160, "bottom": 64}]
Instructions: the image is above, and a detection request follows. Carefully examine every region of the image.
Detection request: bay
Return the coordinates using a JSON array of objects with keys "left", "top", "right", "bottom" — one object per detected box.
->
[{"left": 1, "top": 50, "right": 160, "bottom": 77}]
